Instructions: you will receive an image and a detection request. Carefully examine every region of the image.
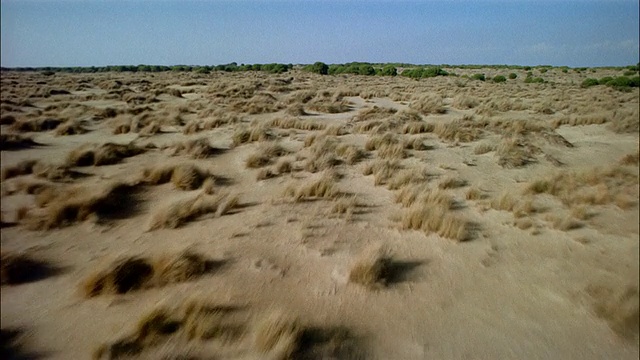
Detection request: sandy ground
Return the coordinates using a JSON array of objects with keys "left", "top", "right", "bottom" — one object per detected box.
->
[{"left": 1, "top": 68, "right": 638, "bottom": 359}]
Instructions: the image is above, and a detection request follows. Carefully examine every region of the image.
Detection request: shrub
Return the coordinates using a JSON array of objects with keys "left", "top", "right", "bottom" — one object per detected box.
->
[
  {"left": 581, "top": 78, "right": 599, "bottom": 87},
  {"left": 471, "top": 74, "right": 485, "bottom": 81},
  {"left": 380, "top": 64, "right": 397, "bottom": 76},
  {"left": 493, "top": 75, "right": 507, "bottom": 83},
  {"left": 305, "top": 62, "right": 328, "bottom": 75},
  {"left": 524, "top": 76, "right": 545, "bottom": 84}
]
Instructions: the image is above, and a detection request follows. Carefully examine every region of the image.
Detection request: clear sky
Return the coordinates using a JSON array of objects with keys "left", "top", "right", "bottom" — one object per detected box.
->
[{"left": 1, "top": 0, "right": 638, "bottom": 68}]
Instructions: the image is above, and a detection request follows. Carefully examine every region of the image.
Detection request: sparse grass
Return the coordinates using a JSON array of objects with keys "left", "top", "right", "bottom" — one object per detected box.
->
[
  {"left": 55, "top": 120, "right": 88, "bottom": 136},
  {"left": 401, "top": 203, "right": 472, "bottom": 241},
  {"left": 66, "top": 143, "right": 145, "bottom": 167},
  {"left": 82, "top": 251, "right": 212, "bottom": 297},
  {"left": 25, "top": 182, "right": 141, "bottom": 230},
  {"left": 232, "top": 126, "right": 272, "bottom": 147},
  {"left": 141, "top": 163, "right": 212, "bottom": 190},
  {"left": 0, "top": 133, "right": 39, "bottom": 150},
  {"left": 433, "top": 120, "right": 482, "bottom": 143},
  {"left": 348, "top": 248, "right": 392, "bottom": 289},
  {"left": 10, "top": 117, "right": 63, "bottom": 132},
  {"left": 245, "top": 142, "right": 289, "bottom": 168},
  {"left": 496, "top": 136, "right": 537, "bottom": 168},
  {"left": 362, "top": 159, "right": 401, "bottom": 186},
  {"left": 148, "top": 192, "right": 239, "bottom": 230},
  {"left": 620, "top": 151, "right": 639, "bottom": 166},
  {"left": 284, "top": 172, "right": 338, "bottom": 201},
  {"left": 525, "top": 166, "right": 638, "bottom": 207},
  {"left": 267, "top": 117, "right": 326, "bottom": 131},
  {"left": 402, "top": 121, "right": 434, "bottom": 134},
  {"left": 466, "top": 187, "right": 485, "bottom": 200},
  {"left": 474, "top": 142, "right": 496, "bottom": 155},
  {"left": 409, "top": 94, "right": 445, "bottom": 115},
  {"left": 1, "top": 252, "right": 58, "bottom": 285},
  {"left": 331, "top": 195, "right": 358, "bottom": 220},
  {"left": 438, "top": 176, "right": 467, "bottom": 189},
  {"left": 170, "top": 138, "right": 223, "bottom": 159},
  {"left": 586, "top": 284, "right": 639, "bottom": 339},
  {"left": 1, "top": 159, "right": 38, "bottom": 181}
]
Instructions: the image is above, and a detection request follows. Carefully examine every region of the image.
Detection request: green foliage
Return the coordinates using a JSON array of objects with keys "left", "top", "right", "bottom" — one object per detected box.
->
[
  {"left": 304, "top": 62, "right": 329, "bottom": 75},
  {"left": 400, "top": 66, "right": 448, "bottom": 79},
  {"left": 493, "top": 75, "right": 507, "bottom": 83},
  {"left": 523, "top": 66, "right": 532, "bottom": 71},
  {"left": 623, "top": 70, "right": 638, "bottom": 76},
  {"left": 581, "top": 78, "right": 599, "bottom": 87},
  {"left": 508, "top": 73, "right": 517, "bottom": 79},
  {"left": 379, "top": 64, "right": 397, "bottom": 76},
  {"left": 524, "top": 76, "right": 545, "bottom": 84},
  {"left": 471, "top": 73, "right": 485, "bottom": 81}
]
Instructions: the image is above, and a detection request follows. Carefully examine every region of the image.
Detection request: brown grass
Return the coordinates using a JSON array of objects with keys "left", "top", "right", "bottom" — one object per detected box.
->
[
  {"left": 586, "top": 284, "right": 639, "bottom": 339},
  {"left": 245, "top": 142, "right": 289, "bottom": 168},
  {"left": 608, "top": 108, "right": 639, "bottom": 134},
  {"left": 232, "top": 126, "right": 272, "bottom": 147},
  {"left": 438, "top": 176, "right": 467, "bottom": 189},
  {"left": 66, "top": 143, "right": 145, "bottom": 167},
  {"left": 148, "top": 192, "right": 239, "bottom": 230},
  {"left": 54, "top": 120, "right": 88, "bottom": 136},
  {"left": 474, "top": 142, "right": 496, "bottom": 155},
  {"left": 362, "top": 160, "right": 401, "bottom": 186},
  {"left": 284, "top": 172, "right": 338, "bottom": 201},
  {"left": 1, "top": 252, "right": 58, "bottom": 285},
  {"left": 496, "top": 136, "right": 538, "bottom": 168},
  {"left": 409, "top": 94, "right": 445, "bottom": 115},
  {"left": 433, "top": 120, "right": 482, "bottom": 143},
  {"left": 620, "top": 151, "right": 639, "bottom": 166},
  {"left": 0, "top": 133, "right": 39, "bottom": 150},
  {"left": 348, "top": 248, "right": 392, "bottom": 289},
  {"left": 351, "top": 106, "right": 397, "bottom": 122},
  {"left": 402, "top": 121, "right": 434, "bottom": 134},
  {"left": 1, "top": 159, "right": 38, "bottom": 180},
  {"left": 10, "top": 117, "right": 63, "bottom": 132},
  {"left": 82, "top": 251, "right": 212, "bottom": 297},
  {"left": 401, "top": 203, "right": 472, "bottom": 241},
  {"left": 451, "top": 94, "right": 479, "bottom": 109},
  {"left": 254, "top": 311, "right": 301, "bottom": 357},
  {"left": 170, "top": 138, "right": 223, "bottom": 159},
  {"left": 525, "top": 166, "right": 638, "bottom": 207},
  {"left": 267, "top": 117, "right": 326, "bottom": 131},
  {"left": 26, "top": 182, "right": 141, "bottom": 230}
]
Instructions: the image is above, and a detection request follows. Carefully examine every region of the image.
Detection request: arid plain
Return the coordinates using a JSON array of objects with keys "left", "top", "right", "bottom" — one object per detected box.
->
[{"left": 1, "top": 67, "right": 638, "bottom": 359}]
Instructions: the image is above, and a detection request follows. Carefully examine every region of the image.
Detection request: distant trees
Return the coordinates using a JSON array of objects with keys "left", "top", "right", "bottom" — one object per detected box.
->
[{"left": 304, "top": 62, "right": 329, "bottom": 75}]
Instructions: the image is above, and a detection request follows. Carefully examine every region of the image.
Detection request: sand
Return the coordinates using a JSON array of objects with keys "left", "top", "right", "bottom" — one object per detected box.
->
[{"left": 1, "top": 67, "right": 638, "bottom": 359}]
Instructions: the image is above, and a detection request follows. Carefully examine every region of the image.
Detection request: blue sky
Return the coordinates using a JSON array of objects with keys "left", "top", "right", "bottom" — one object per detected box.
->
[{"left": 1, "top": 0, "right": 638, "bottom": 67}]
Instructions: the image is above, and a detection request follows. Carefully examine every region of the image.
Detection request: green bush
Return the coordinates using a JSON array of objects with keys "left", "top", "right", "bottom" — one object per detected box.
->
[
  {"left": 471, "top": 73, "right": 485, "bottom": 81},
  {"left": 508, "top": 73, "right": 517, "bottom": 79},
  {"left": 524, "top": 76, "right": 545, "bottom": 84},
  {"left": 379, "top": 65, "right": 397, "bottom": 76},
  {"left": 581, "top": 78, "right": 599, "bottom": 87},
  {"left": 493, "top": 75, "right": 507, "bottom": 83},
  {"left": 598, "top": 76, "right": 613, "bottom": 85},
  {"left": 539, "top": 68, "right": 548, "bottom": 73},
  {"left": 623, "top": 70, "right": 638, "bottom": 76}
]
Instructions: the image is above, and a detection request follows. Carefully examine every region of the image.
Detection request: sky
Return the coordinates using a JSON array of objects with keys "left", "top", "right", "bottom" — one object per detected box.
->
[{"left": 1, "top": 0, "right": 638, "bottom": 68}]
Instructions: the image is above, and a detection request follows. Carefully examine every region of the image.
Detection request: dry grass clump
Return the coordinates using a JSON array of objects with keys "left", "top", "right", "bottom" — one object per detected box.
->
[
  {"left": 285, "top": 103, "right": 308, "bottom": 116},
  {"left": 253, "top": 311, "right": 301, "bottom": 357},
  {"left": 451, "top": 94, "right": 479, "bottom": 109},
  {"left": 401, "top": 203, "right": 472, "bottom": 241},
  {"left": 267, "top": 117, "right": 326, "bottom": 131},
  {"left": 466, "top": 187, "right": 485, "bottom": 200},
  {"left": 608, "top": 108, "right": 639, "bottom": 134},
  {"left": 148, "top": 192, "right": 239, "bottom": 230},
  {"left": 364, "top": 133, "right": 398, "bottom": 151},
  {"left": 1, "top": 159, "right": 38, "bottom": 180},
  {"left": 232, "top": 126, "right": 272, "bottom": 147},
  {"left": 304, "top": 136, "right": 341, "bottom": 172},
  {"left": 586, "top": 284, "right": 639, "bottom": 339},
  {"left": 402, "top": 136, "right": 429, "bottom": 150},
  {"left": 496, "top": 136, "right": 538, "bottom": 168},
  {"left": 82, "top": 251, "right": 212, "bottom": 298},
  {"left": 284, "top": 172, "right": 338, "bottom": 201},
  {"left": 335, "top": 144, "right": 366, "bottom": 165},
  {"left": 362, "top": 160, "right": 401, "bottom": 186},
  {"left": 330, "top": 195, "right": 359, "bottom": 219},
  {"left": 387, "top": 168, "right": 428, "bottom": 191},
  {"left": 305, "top": 93, "right": 351, "bottom": 114},
  {"left": 395, "top": 185, "right": 455, "bottom": 209},
  {"left": 552, "top": 114, "right": 608, "bottom": 128},
  {"left": 170, "top": 138, "right": 223, "bottom": 159},
  {"left": 229, "top": 93, "right": 283, "bottom": 114},
  {"left": 402, "top": 121, "right": 434, "bottom": 134},
  {"left": 409, "top": 93, "right": 446, "bottom": 115},
  {"left": 350, "top": 106, "right": 397, "bottom": 122},
  {"left": 324, "top": 124, "right": 348, "bottom": 136},
  {"left": 552, "top": 215, "right": 584, "bottom": 231},
  {"left": 66, "top": 143, "right": 145, "bottom": 167},
  {"left": 26, "top": 182, "right": 141, "bottom": 230},
  {"left": 0, "top": 133, "right": 39, "bottom": 150},
  {"left": 1, "top": 252, "right": 58, "bottom": 285},
  {"left": 433, "top": 120, "right": 482, "bottom": 143},
  {"left": 438, "top": 176, "right": 468, "bottom": 189},
  {"left": 619, "top": 151, "right": 639, "bottom": 166},
  {"left": 525, "top": 166, "right": 638, "bottom": 207},
  {"left": 245, "top": 142, "right": 290, "bottom": 168},
  {"left": 10, "top": 117, "right": 63, "bottom": 132},
  {"left": 54, "top": 120, "right": 88, "bottom": 136},
  {"left": 474, "top": 142, "right": 496, "bottom": 155},
  {"left": 348, "top": 249, "right": 392, "bottom": 289}
]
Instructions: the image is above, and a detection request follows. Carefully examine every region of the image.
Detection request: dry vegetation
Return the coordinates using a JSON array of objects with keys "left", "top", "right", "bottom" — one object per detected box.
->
[{"left": 1, "top": 68, "right": 638, "bottom": 358}]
